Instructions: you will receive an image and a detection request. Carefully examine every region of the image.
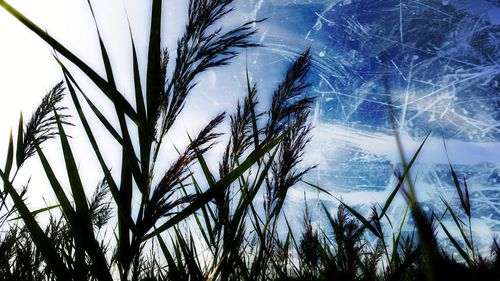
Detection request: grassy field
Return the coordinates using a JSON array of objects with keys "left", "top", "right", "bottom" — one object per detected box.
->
[{"left": 0, "top": 0, "right": 498, "bottom": 280}]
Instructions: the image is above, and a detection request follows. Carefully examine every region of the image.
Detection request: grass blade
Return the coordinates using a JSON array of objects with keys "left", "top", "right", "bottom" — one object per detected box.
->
[
  {"left": 437, "top": 216, "right": 472, "bottom": 267},
  {"left": 379, "top": 132, "right": 430, "bottom": 219},
  {"left": 8, "top": 204, "right": 60, "bottom": 221},
  {"left": 4, "top": 129, "right": 13, "bottom": 179},
  {"left": 0, "top": 0, "right": 139, "bottom": 123},
  {"left": 15, "top": 113, "right": 23, "bottom": 168},
  {"left": 245, "top": 66, "right": 259, "bottom": 149}
]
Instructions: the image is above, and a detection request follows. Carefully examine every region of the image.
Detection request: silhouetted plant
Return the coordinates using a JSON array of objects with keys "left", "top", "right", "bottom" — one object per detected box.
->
[{"left": 0, "top": 0, "right": 498, "bottom": 281}]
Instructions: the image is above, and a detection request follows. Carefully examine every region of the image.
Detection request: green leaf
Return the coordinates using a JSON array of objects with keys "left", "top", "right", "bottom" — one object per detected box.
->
[
  {"left": 59, "top": 63, "right": 143, "bottom": 187},
  {"left": 183, "top": 180, "right": 214, "bottom": 248},
  {"left": 35, "top": 143, "right": 76, "bottom": 221},
  {"left": 4, "top": 129, "right": 13, "bottom": 179},
  {"left": 443, "top": 139, "right": 470, "bottom": 218},
  {"left": 126, "top": 16, "right": 146, "bottom": 123},
  {"left": 157, "top": 233, "right": 183, "bottom": 279},
  {"left": 437, "top": 216, "right": 472, "bottom": 267},
  {"left": 301, "top": 180, "right": 334, "bottom": 197},
  {"left": 86, "top": 0, "right": 116, "bottom": 87},
  {"left": 2, "top": 130, "right": 14, "bottom": 210},
  {"left": 379, "top": 132, "right": 430, "bottom": 219},
  {"left": 15, "top": 112, "right": 23, "bottom": 168},
  {"left": 391, "top": 204, "right": 409, "bottom": 263},
  {"left": 146, "top": 0, "right": 162, "bottom": 123},
  {"left": 197, "top": 153, "right": 215, "bottom": 186},
  {"left": 234, "top": 146, "right": 279, "bottom": 226},
  {"left": 246, "top": 66, "right": 259, "bottom": 149},
  {"left": 441, "top": 198, "right": 473, "bottom": 251},
  {"left": 8, "top": 204, "right": 60, "bottom": 221}
]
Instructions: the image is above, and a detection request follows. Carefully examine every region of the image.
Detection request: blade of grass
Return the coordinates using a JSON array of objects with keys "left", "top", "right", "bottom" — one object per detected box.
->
[
  {"left": 34, "top": 143, "right": 76, "bottom": 219},
  {"left": 15, "top": 113, "right": 23, "bottom": 168},
  {"left": 54, "top": 111, "right": 90, "bottom": 219},
  {"left": 157, "top": 232, "right": 183, "bottom": 279},
  {"left": 60, "top": 63, "right": 142, "bottom": 187},
  {"left": 55, "top": 58, "right": 123, "bottom": 144},
  {"left": 146, "top": 0, "right": 162, "bottom": 123},
  {"left": 444, "top": 139, "right": 471, "bottom": 217},
  {"left": 379, "top": 131, "right": 430, "bottom": 219},
  {"left": 234, "top": 147, "right": 279, "bottom": 226},
  {"left": 0, "top": 0, "right": 139, "bottom": 123},
  {"left": 245, "top": 66, "right": 259, "bottom": 149},
  {"left": 391, "top": 204, "right": 409, "bottom": 264},
  {"left": 1, "top": 130, "right": 14, "bottom": 211},
  {"left": 8, "top": 204, "right": 60, "bottom": 221},
  {"left": 4, "top": 129, "right": 13, "bottom": 180},
  {"left": 436, "top": 215, "right": 473, "bottom": 267},
  {"left": 84, "top": 7, "right": 138, "bottom": 268},
  {"left": 301, "top": 180, "right": 334, "bottom": 197},
  {"left": 441, "top": 197, "right": 473, "bottom": 251}
]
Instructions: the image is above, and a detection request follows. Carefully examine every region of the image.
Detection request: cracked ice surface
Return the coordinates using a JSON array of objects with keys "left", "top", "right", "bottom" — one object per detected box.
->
[{"left": 234, "top": 0, "right": 500, "bottom": 241}]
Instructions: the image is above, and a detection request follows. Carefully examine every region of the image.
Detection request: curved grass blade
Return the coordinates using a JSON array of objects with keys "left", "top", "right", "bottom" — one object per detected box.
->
[
  {"left": 437, "top": 216, "right": 472, "bottom": 267},
  {"left": 379, "top": 131, "right": 430, "bottom": 219},
  {"left": 54, "top": 111, "right": 90, "bottom": 218},
  {"left": 8, "top": 204, "right": 60, "bottom": 221},
  {"left": 234, "top": 146, "right": 279, "bottom": 225},
  {"left": 124, "top": 14, "right": 145, "bottom": 123},
  {"left": 1, "top": 130, "right": 14, "bottom": 210},
  {"left": 441, "top": 197, "right": 473, "bottom": 251},
  {"left": 301, "top": 180, "right": 333, "bottom": 197},
  {"left": 246, "top": 66, "right": 259, "bottom": 149},
  {"left": 4, "top": 129, "right": 13, "bottom": 180},
  {"left": 443, "top": 139, "right": 471, "bottom": 218},
  {"left": 35, "top": 143, "right": 76, "bottom": 220},
  {"left": 84, "top": 6, "right": 140, "bottom": 266},
  {"left": 0, "top": 0, "right": 139, "bottom": 123},
  {"left": 60, "top": 63, "right": 142, "bottom": 186},
  {"left": 15, "top": 113, "right": 23, "bottom": 168},
  {"left": 146, "top": 0, "right": 162, "bottom": 123},
  {"left": 157, "top": 232, "right": 183, "bottom": 279}
]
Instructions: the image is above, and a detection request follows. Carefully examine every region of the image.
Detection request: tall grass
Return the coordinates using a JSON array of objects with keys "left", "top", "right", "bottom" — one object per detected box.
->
[{"left": 0, "top": 0, "right": 498, "bottom": 280}]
